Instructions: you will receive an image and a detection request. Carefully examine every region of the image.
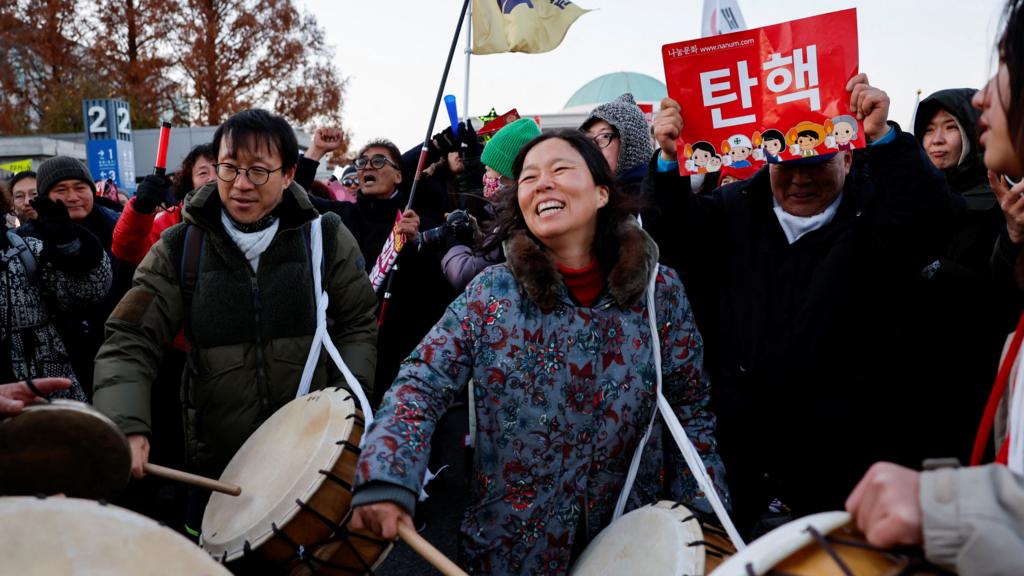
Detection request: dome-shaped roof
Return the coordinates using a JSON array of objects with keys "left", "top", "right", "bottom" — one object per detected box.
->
[{"left": 564, "top": 72, "right": 667, "bottom": 111}]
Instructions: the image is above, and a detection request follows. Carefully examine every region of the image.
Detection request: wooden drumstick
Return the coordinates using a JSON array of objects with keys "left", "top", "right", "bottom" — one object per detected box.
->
[
  {"left": 142, "top": 463, "right": 242, "bottom": 497},
  {"left": 396, "top": 522, "right": 467, "bottom": 576}
]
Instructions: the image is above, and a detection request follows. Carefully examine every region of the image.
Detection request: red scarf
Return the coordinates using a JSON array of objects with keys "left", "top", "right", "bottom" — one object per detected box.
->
[
  {"left": 558, "top": 259, "right": 603, "bottom": 308},
  {"left": 971, "top": 311, "right": 1024, "bottom": 466}
]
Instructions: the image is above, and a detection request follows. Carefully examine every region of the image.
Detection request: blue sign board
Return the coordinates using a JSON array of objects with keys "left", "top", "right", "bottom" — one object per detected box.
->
[
  {"left": 82, "top": 99, "right": 136, "bottom": 191},
  {"left": 87, "top": 139, "right": 136, "bottom": 191}
]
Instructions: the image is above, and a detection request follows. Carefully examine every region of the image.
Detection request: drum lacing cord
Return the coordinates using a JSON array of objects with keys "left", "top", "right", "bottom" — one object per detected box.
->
[
  {"left": 319, "top": 468, "right": 354, "bottom": 493},
  {"left": 686, "top": 538, "right": 733, "bottom": 558},
  {"left": 23, "top": 378, "right": 50, "bottom": 403},
  {"left": 805, "top": 526, "right": 854, "bottom": 576}
]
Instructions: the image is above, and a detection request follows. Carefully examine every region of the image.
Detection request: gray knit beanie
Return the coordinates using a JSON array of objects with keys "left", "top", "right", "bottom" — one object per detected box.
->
[
  {"left": 580, "top": 93, "right": 655, "bottom": 177},
  {"left": 36, "top": 156, "right": 96, "bottom": 197}
]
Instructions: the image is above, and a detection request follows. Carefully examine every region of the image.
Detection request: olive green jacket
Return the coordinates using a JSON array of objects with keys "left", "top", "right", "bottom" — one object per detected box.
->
[{"left": 93, "top": 182, "right": 378, "bottom": 475}]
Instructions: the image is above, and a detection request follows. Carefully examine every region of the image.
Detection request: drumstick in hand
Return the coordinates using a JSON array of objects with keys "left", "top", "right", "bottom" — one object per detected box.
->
[
  {"left": 143, "top": 463, "right": 242, "bottom": 497},
  {"left": 396, "top": 522, "right": 467, "bottom": 576}
]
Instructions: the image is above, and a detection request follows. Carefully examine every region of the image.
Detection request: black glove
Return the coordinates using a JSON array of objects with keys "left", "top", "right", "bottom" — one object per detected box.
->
[
  {"left": 459, "top": 119, "right": 484, "bottom": 161},
  {"left": 431, "top": 126, "right": 460, "bottom": 156},
  {"left": 442, "top": 209, "right": 477, "bottom": 251},
  {"left": 133, "top": 174, "right": 173, "bottom": 214},
  {"left": 31, "top": 197, "right": 79, "bottom": 251}
]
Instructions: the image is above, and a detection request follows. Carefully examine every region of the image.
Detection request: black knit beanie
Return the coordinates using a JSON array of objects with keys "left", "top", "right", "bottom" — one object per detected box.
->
[
  {"left": 581, "top": 93, "right": 655, "bottom": 177},
  {"left": 36, "top": 156, "right": 96, "bottom": 197}
]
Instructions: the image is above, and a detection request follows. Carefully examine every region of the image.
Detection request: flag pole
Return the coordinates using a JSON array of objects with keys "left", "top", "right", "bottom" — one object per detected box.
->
[
  {"left": 463, "top": 0, "right": 472, "bottom": 120},
  {"left": 379, "top": 0, "right": 472, "bottom": 326}
]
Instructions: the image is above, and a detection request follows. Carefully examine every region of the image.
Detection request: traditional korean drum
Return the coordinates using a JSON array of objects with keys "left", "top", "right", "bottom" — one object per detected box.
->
[
  {"left": 570, "top": 500, "right": 736, "bottom": 575},
  {"left": 712, "top": 511, "right": 943, "bottom": 575},
  {"left": 0, "top": 400, "right": 131, "bottom": 500},
  {"left": 0, "top": 496, "right": 231, "bottom": 575},
  {"left": 201, "top": 388, "right": 392, "bottom": 573}
]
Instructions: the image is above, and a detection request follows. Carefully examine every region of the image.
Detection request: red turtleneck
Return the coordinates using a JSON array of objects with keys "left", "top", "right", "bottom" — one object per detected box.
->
[{"left": 557, "top": 259, "right": 604, "bottom": 307}]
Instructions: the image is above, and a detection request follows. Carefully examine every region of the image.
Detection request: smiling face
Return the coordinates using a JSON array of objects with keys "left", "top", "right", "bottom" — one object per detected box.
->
[
  {"left": 769, "top": 151, "right": 852, "bottom": 217},
  {"left": 691, "top": 148, "right": 713, "bottom": 166},
  {"left": 973, "top": 62, "right": 1023, "bottom": 178},
  {"left": 357, "top": 146, "right": 403, "bottom": 197},
  {"left": 47, "top": 179, "right": 94, "bottom": 221},
  {"left": 517, "top": 138, "right": 609, "bottom": 260},
  {"left": 797, "top": 134, "right": 820, "bottom": 151},
  {"left": 833, "top": 121, "right": 856, "bottom": 145},
  {"left": 730, "top": 146, "right": 752, "bottom": 162},
  {"left": 216, "top": 132, "right": 294, "bottom": 224},
  {"left": 191, "top": 156, "right": 217, "bottom": 187},
  {"left": 763, "top": 138, "right": 784, "bottom": 157}
]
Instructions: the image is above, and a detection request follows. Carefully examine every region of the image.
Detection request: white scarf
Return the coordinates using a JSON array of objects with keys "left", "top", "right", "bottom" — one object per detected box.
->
[
  {"left": 772, "top": 192, "right": 843, "bottom": 244},
  {"left": 221, "top": 210, "right": 279, "bottom": 271}
]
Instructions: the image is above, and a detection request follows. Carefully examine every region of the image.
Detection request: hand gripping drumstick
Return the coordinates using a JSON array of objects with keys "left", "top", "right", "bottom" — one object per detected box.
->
[
  {"left": 143, "top": 463, "right": 242, "bottom": 497},
  {"left": 396, "top": 523, "right": 467, "bottom": 576}
]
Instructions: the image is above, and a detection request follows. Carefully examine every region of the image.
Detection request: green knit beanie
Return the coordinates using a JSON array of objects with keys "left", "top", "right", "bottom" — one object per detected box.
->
[{"left": 481, "top": 118, "right": 541, "bottom": 180}]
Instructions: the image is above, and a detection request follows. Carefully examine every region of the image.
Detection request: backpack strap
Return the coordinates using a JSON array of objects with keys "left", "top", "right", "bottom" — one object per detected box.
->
[
  {"left": 5, "top": 230, "right": 37, "bottom": 284},
  {"left": 179, "top": 224, "right": 205, "bottom": 341}
]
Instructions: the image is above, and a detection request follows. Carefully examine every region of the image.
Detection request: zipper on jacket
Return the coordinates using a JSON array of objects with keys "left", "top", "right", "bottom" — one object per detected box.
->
[{"left": 250, "top": 276, "right": 270, "bottom": 414}]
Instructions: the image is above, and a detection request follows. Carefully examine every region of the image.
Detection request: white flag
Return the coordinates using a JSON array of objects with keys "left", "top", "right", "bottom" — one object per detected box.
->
[{"left": 701, "top": 0, "right": 746, "bottom": 37}]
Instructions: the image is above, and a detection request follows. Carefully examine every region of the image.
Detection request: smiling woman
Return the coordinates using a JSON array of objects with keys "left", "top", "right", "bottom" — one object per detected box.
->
[{"left": 349, "top": 130, "right": 728, "bottom": 574}]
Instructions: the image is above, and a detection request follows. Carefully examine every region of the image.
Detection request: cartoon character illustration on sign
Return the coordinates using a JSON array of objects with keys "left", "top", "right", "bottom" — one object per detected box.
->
[
  {"left": 755, "top": 129, "right": 786, "bottom": 163},
  {"left": 786, "top": 121, "right": 826, "bottom": 157},
  {"left": 684, "top": 141, "right": 718, "bottom": 173},
  {"left": 706, "top": 154, "right": 723, "bottom": 173},
  {"left": 825, "top": 115, "right": 859, "bottom": 151},
  {"left": 721, "top": 134, "right": 754, "bottom": 168}
]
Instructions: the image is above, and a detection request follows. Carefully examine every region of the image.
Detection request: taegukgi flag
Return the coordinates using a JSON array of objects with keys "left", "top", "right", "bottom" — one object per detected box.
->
[{"left": 472, "top": 0, "right": 589, "bottom": 55}]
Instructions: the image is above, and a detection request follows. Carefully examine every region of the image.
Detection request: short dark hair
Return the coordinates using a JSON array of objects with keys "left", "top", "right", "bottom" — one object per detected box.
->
[
  {"left": 175, "top": 144, "right": 214, "bottom": 200},
  {"left": 358, "top": 139, "right": 402, "bottom": 166},
  {"left": 692, "top": 141, "right": 716, "bottom": 155},
  {"left": 1000, "top": 0, "right": 1024, "bottom": 156},
  {"left": 798, "top": 130, "right": 820, "bottom": 140},
  {"left": 10, "top": 171, "right": 36, "bottom": 189},
  {"left": 212, "top": 109, "right": 299, "bottom": 172},
  {"left": 762, "top": 129, "right": 785, "bottom": 145},
  {"left": 483, "top": 130, "right": 635, "bottom": 273}
]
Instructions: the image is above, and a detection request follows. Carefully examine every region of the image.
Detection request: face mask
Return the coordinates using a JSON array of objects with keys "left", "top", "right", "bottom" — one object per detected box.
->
[{"left": 483, "top": 173, "right": 502, "bottom": 199}]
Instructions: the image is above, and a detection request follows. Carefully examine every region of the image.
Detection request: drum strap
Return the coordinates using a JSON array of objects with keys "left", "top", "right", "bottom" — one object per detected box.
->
[
  {"left": 296, "top": 216, "right": 374, "bottom": 434},
  {"left": 612, "top": 264, "right": 746, "bottom": 550}
]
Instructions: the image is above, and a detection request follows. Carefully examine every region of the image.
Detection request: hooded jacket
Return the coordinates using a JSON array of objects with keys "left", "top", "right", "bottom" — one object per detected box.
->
[
  {"left": 93, "top": 182, "right": 379, "bottom": 476},
  {"left": 353, "top": 221, "right": 727, "bottom": 575},
  {"left": 911, "top": 89, "right": 1019, "bottom": 463}
]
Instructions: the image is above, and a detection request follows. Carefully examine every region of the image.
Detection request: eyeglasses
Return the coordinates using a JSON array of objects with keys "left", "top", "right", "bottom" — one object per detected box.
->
[
  {"left": 214, "top": 163, "right": 283, "bottom": 186},
  {"left": 354, "top": 155, "right": 400, "bottom": 170},
  {"left": 588, "top": 132, "right": 619, "bottom": 150},
  {"left": 342, "top": 178, "right": 359, "bottom": 188}
]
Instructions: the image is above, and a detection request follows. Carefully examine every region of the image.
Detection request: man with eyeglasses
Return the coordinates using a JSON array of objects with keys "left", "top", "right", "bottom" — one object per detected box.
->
[
  {"left": 93, "top": 109, "right": 379, "bottom": 535},
  {"left": 10, "top": 171, "right": 38, "bottom": 224}
]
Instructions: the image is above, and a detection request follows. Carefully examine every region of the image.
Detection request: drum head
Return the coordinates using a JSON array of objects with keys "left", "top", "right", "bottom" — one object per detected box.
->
[
  {"left": 0, "top": 400, "right": 130, "bottom": 500},
  {"left": 0, "top": 496, "right": 231, "bottom": 575},
  {"left": 570, "top": 501, "right": 705, "bottom": 576},
  {"left": 712, "top": 511, "right": 851, "bottom": 576},
  {"left": 202, "top": 389, "right": 358, "bottom": 562}
]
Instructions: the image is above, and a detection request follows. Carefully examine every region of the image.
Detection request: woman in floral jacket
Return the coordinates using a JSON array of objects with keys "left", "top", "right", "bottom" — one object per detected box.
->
[{"left": 350, "top": 130, "right": 728, "bottom": 574}]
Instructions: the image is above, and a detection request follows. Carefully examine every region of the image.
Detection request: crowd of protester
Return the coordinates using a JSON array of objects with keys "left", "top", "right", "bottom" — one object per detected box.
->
[{"left": 2, "top": 1, "right": 1024, "bottom": 573}]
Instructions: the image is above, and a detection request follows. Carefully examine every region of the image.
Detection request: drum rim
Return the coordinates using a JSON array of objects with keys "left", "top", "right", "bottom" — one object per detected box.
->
[
  {"left": 0, "top": 496, "right": 232, "bottom": 575},
  {"left": 569, "top": 500, "right": 706, "bottom": 575},
  {"left": 200, "top": 389, "right": 359, "bottom": 561},
  {"left": 712, "top": 511, "right": 851, "bottom": 576}
]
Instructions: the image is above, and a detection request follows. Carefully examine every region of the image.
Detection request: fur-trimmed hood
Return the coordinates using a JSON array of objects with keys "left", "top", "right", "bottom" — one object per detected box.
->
[{"left": 503, "top": 218, "right": 659, "bottom": 310}]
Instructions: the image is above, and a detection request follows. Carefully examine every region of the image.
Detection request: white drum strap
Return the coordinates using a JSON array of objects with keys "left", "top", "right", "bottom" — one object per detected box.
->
[
  {"left": 612, "top": 265, "right": 746, "bottom": 549},
  {"left": 1009, "top": 350, "right": 1024, "bottom": 474},
  {"left": 297, "top": 216, "right": 374, "bottom": 434}
]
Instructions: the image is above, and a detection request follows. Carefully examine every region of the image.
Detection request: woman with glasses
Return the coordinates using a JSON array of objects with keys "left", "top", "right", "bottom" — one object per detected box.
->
[
  {"left": 580, "top": 92, "right": 656, "bottom": 199},
  {"left": 349, "top": 130, "right": 726, "bottom": 574},
  {"left": 92, "top": 109, "right": 380, "bottom": 534},
  {"left": 846, "top": 2, "right": 1024, "bottom": 573}
]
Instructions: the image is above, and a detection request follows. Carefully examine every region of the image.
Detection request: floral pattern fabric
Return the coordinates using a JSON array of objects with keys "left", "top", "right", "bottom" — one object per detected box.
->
[{"left": 356, "top": 262, "right": 727, "bottom": 575}]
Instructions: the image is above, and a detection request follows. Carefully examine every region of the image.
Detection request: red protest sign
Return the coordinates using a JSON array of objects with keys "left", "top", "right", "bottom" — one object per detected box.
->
[{"left": 662, "top": 9, "right": 862, "bottom": 176}]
